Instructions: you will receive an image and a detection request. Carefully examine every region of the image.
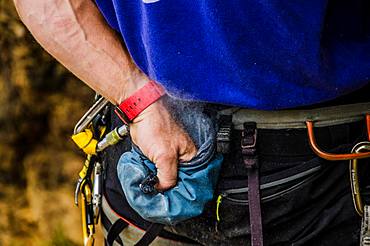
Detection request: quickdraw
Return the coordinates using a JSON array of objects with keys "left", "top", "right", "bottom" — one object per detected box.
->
[{"left": 71, "top": 97, "right": 129, "bottom": 246}]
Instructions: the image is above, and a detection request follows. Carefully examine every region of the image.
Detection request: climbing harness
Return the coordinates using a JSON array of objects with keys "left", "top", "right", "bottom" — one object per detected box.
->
[
  {"left": 216, "top": 105, "right": 370, "bottom": 246},
  {"left": 71, "top": 99, "right": 370, "bottom": 245}
]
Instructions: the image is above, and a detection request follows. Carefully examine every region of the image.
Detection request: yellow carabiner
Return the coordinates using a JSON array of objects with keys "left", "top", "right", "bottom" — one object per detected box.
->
[
  {"left": 81, "top": 181, "right": 95, "bottom": 246},
  {"left": 349, "top": 141, "right": 370, "bottom": 217}
]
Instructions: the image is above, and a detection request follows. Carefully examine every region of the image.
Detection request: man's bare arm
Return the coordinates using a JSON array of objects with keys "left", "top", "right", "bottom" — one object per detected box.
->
[
  {"left": 13, "top": 0, "right": 146, "bottom": 104},
  {"left": 14, "top": 0, "right": 197, "bottom": 190}
]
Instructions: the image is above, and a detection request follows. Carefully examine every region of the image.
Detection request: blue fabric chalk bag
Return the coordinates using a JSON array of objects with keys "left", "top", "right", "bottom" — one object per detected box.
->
[{"left": 117, "top": 101, "right": 223, "bottom": 225}]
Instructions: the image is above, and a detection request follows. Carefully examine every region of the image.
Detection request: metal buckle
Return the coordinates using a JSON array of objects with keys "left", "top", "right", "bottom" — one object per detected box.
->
[
  {"left": 217, "top": 115, "right": 233, "bottom": 154},
  {"left": 350, "top": 141, "right": 370, "bottom": 217},
  {"left": 241, "top": 127, "right": 257, "bottom": 149},
  {"left": 241, "top": 123, "right": 258, "bottom": 169}
]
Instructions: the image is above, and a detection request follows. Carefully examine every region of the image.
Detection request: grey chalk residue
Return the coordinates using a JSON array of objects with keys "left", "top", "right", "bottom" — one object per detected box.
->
[{"left": 162, "top": 96, "right": 217, "bottom": 150}]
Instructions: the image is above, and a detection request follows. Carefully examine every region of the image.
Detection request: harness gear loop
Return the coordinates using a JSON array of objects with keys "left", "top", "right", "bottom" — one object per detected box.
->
[
  {"left": 306, "top": 114, "right": 370, "bottom": 161},
  {"left": 349, "top": 141, "right": 370, "bottom": 217}
]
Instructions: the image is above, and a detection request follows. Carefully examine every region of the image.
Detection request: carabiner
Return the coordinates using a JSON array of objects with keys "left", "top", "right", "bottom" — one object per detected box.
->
[
  {"left": 349, "top": 141, "right": 370, "bottom": 217},
  {"left": 74, "top": 97, "right": 109, "bottom": 135},
  {"left": 81, "top": 182, "right": 95, "bottom": 246},
  {"left": 306, "top": 114, "right": 370, "bottom": 161}
]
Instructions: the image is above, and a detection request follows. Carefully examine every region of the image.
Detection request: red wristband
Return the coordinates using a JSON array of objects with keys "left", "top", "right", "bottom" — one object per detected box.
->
[{"left": 115, "top": 80, "right": 165, "bottom": 124}]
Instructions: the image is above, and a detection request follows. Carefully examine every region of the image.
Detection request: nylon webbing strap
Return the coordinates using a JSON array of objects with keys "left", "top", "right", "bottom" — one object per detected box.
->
[
  {"left": 135, "top": 223, "right": 164, "bottom": 246},
  {"left": 106, "top": 219, "right": 128, "bottom": 246},
  {"left": 221, "top": 102, "right": 370, "bottom": 130},
  {"left": 242, "top": 122, "right": 263, "bottom": 246},
  {"left": 106, "top": 219, "right": 164, "bottom": 246}
]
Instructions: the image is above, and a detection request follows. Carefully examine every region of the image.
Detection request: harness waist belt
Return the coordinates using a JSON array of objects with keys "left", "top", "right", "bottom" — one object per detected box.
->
[{"left": 220, "top": 102, "right": 370, "bottom": 130}]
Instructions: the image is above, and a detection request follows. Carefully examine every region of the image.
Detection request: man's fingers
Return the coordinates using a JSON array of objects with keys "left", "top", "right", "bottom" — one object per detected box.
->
[
  {"left": 154, "top": 154, "right": 178, "bottom": 191},
  {"left": 130, "top": 100, "right": 199, "bottom": 191},
  {"left": 154, "top": 140, "right": 197, "bottom": 191},
  {"left": 179, "top": 142, "right": 198, "bottom": 162}
]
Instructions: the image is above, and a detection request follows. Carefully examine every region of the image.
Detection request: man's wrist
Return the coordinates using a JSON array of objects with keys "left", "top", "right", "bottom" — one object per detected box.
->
[
  {"left": 117, "top": 70, "right": 148, "bottom": 103},
  {"left": 115, "top": 80, "right": 166, "bottom": 124}
]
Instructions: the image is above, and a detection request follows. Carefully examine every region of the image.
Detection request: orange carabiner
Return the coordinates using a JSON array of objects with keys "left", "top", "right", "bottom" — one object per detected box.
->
[{"left": 306, "top": 114, "right": 370, "bottom": 161}]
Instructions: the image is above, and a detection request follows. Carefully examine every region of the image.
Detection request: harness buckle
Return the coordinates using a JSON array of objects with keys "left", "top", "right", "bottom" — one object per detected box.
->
[
  {"left": 217, "top": 115, "right": 233, "bottom": 154},
  {"left": 241, "top": 122, "right": 258, "bottom": 169},
  {"left": 241, "top": 122, "right": 257, "bottom": 150}
]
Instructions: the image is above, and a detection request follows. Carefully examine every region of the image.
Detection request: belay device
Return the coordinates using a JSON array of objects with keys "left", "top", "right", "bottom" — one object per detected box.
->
[{"left": 71, "top": 96, "right": 129, "bottom": 246}]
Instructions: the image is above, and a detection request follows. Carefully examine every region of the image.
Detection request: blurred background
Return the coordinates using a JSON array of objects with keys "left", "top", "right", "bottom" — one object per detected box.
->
[{"left": 0, "top": 2, "right": 103, "bottom": 245}]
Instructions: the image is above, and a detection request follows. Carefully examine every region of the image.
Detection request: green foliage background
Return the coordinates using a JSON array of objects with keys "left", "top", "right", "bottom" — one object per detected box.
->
[{"left": 0, "top": 1, "right": 100, "bottom": 245}]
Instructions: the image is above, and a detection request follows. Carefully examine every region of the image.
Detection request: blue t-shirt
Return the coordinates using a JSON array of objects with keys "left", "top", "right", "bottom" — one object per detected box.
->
[{"left": 95, "top": 0, "right": 370, "bottom": 109}]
